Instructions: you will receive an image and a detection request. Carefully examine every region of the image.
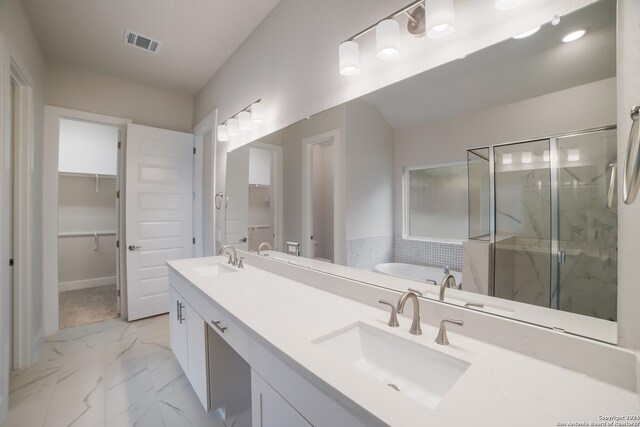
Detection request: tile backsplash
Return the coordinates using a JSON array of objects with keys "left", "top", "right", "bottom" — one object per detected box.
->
[
  {"left": 345, "top": 235, "right": 463, "bottom": 272},
  {"left": 394, "top": 236, "right": 463, "bottom": 272}
]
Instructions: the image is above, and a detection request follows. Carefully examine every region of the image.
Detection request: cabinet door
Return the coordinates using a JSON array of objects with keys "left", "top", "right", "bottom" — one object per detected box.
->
[
  {"left": 251, "top": 370, "right": 311, "bottom": 427},
  {"left": 185, "top": 302, "right": 210, "bottom": 411},
  {"left": 169, "top": 287, "right": 188, "bottom": 373}
]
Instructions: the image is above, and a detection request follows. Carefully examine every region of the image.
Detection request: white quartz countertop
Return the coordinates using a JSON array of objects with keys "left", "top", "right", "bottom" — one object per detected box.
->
[{"left": 167, "top": 256, "right": 639, "bottom": 427}]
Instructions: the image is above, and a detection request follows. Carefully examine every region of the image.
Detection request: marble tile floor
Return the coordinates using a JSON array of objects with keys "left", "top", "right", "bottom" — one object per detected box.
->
[{"left": 1, "top": 314, "right": 251, "bottom": 427}]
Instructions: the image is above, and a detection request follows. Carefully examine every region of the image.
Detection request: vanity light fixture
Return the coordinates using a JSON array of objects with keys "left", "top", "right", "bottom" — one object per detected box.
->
[
  {"left": 376, "top": 19, "right": 401, "bottom": 60},
  {"left": 339, "top": 41, "right": 360, "bottom": 76},
  {"left": 521, "top": 152, "right": 532, "bottom": 164},
  {"left": 217, "top": 99, "right": 264, "bottom": 141},
  {"left": 502, "top": 153, "right": 512, "bottom": 165},
  {"left": 494, "top": 0, "right": 527, "bottom": 11},
  {"left": 543, "top": 150, "right": 550, "bottom": 162},
  {"left": 513, "top": 26, "right": 541, "bottom": 39},
  {"left": 426, "top": 0, "right": 454, "bottom": 39},
  {"left": 562, "top": 29, "right": 586, "bottom": 43}
]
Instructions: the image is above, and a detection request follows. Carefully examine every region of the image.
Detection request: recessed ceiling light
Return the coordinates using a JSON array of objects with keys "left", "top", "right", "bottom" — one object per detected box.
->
[
  {"left": 494, "top": 0, "right": 527, "bottom": 11},
  {"left": 562, "top": 30, "right": 586, "bottom": 43},
  {"left": 513, "top": 26, "right": 541, "bottom": 39}
]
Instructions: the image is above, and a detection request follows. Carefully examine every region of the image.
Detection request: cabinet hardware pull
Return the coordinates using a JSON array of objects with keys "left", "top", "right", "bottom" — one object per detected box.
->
[{"left": 212, "top": 320, "right": 227, "bottom": 333}]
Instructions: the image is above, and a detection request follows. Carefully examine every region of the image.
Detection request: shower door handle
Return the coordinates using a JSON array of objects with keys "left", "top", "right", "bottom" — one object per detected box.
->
[
  {"left": 607, "top": 162, "right": 617, "bottom": 209},
  {"left": 623, "top": 105, "right": 640, "bottom": 204},
  {"left": 558, "top": 251, "right": 566, "bottom": 264}
]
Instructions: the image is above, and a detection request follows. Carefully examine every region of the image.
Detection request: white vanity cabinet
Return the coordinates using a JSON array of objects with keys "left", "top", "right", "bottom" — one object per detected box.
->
[
  {"left": 251, "top": 370, "right": 311, "bottom": 427},
  {"left": 169, "top": 286, "right": 210, "bottom": 411}
]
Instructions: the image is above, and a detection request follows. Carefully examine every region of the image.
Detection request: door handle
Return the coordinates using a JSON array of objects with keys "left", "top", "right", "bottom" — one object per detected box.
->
[
  {"left": 239, "top": 237, "right": 247, "bottom": 243},
  {"left": 128, "top": 244, "right": 142, "bottom": 251}
]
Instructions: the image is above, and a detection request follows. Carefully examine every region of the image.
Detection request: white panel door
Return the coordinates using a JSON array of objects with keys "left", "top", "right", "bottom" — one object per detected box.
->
[
  {"left": 126, "top": 124, "right": 194, "bottom": 321},
  {"left": 225, "top": 146, "right": 249, "bottom": 250}
]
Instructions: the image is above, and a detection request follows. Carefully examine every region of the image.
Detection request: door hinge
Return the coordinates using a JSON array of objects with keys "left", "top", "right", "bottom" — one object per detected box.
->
[
  {"left": 193, "top": 147, "right": 196, "bottom": 155},
  {"left": 118, "top": 142, "right": 122, "bottom": 149},
  {"left": 116, "top": 240, "right": 119, "bottom": 248},
  {"left": 116, "top": 190, "right": 120, "bottom": 199},
  {"left": 192, "top": 192, "right": 196, "bottom": 200},
  {"left": 9, "top": 259, "right": 13, "bottom": 267},
  {"left": 116, "top": 289, "right": 121, "bottom": 297},
  {"left": 193, "top": 237, "right": 196, "bottom": 244}
]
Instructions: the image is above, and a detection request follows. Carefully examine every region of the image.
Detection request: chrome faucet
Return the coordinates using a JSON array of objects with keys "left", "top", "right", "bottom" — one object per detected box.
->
[
  {"left": 219, "top": 245, "right": 238, "bottom": 266},
  {"left": 257, "top": 241, "right": 272, "bottom": 255},
  {"left": 396, "top": 289, "right": 423, "bottom": 335},
  {"left": 439, "top": 274, "right": 457, "bottom": 301},
  {"left": 435, "top": 319, "right": 464, "bottom": 345}
]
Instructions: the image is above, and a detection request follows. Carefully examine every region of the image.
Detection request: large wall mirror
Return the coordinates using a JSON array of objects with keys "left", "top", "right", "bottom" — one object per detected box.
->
[{"left": 223, "top": 0, "right": 617, "bottom": 343}]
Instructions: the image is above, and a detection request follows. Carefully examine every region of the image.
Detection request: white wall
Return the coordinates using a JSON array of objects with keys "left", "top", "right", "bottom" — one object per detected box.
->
[
  {"left": 345, "top": 100, "right": 393, "bottom": 240},
  {"left": 46, "top": 62, "right": 194, "bottom": 133},
  {"left": 616, "top": 0, "right": 640, "bottom": 350},
  {"left": 393, "top": 77, "right": 617, "bottom": 234},
  {"left": 0, "top": 0, "right": 46, "bottom": 420},
  {"left": 311, "top": 143, "right": 334, "bottom": 260},
  {"left": 58, "top": 119, "right": 118, "bottom": 175}
]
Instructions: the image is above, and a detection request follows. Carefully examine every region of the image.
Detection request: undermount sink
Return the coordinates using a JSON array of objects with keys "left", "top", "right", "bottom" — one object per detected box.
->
[
  {"left": 193, "top": 263, "right": 237, "bottom": 277},
  {"left": 313, "top": 322, "right": 469, "bottom": 409}
]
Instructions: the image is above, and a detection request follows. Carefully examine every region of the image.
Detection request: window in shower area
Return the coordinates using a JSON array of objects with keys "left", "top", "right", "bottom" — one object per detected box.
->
[{"left": 403, "top": 163, "right": 468, "bottom": 241}]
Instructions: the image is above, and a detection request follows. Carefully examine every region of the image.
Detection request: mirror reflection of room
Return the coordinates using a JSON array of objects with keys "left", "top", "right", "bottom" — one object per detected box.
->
[{"left": 223, "top": 0, "right": 617, "bottom": 342}]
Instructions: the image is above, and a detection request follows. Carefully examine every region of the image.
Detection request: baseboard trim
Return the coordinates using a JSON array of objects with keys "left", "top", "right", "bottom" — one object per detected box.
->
[{"left": 59, "top": 276, "right": 116, "bottom": 292}]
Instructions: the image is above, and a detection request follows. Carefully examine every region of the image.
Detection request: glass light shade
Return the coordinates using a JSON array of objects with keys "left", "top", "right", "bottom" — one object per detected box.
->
[
  {"left": 376, "top": 19, "right": 400, "bottom": 60},
  {"left": 217, "top": 124, "right": 229, "bottom": 142},
  {"left": 568, "top": 149, "right": 580, "bottom": 162},
  {"left": 227, "top": 118, "right": 240, "bottom": 136},
  {"left": 502, "top": 153, "right": 512, "bottom": 165},
  {"left": 521, "top": 152, "right": 532, "bottom": 164},
  {"left": 562, "top": 30, "right": 586, "bottom": 43},
  {"left": 494, "top": 0, "right": 527, "bottom": 10},
  {"left": 238, "top": 111, "right": 252, "bottom": 130},
  {"left": 513, "top": 26, "right": 541, "bottom": 39},
  {"left": 339, "top": 41, "right": 360, "bottom": 76},
  {"left": 251, "top": 102, "right": 266, "bottom": 124},
  {"left": 426, "top": 0, "right": 454, "bottom": 40}
]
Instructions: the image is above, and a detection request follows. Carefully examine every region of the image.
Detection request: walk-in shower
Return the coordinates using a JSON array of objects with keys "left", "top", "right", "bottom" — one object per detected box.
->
[{"left": 468, "top": 127, "right": 618, "bottom": 321}]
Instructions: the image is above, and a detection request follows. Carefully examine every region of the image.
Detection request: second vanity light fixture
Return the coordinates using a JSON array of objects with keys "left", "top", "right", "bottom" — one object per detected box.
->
[
  {"left": 339, "top": 0, "right": 531, "bottom": 76},
  {"left": 217, "top": 99, "right": 265, "bottom": 142},
  {"left": 339, "top": 0, "right": 455, "bottom": 76}
]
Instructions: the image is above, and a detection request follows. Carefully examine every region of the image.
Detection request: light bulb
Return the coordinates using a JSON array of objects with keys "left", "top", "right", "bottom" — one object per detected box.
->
[
  {"left": 562, "top": 30, "right": 586, "bottom": 43},
  {"left": 513, "top": 26, "right": 541, "bottom": 39},
  {"left": 339, "top": 41, "right": 360, "bottom": 75},
  {"left": 376, "top": 19, "right": 400, "bottom": 60}
]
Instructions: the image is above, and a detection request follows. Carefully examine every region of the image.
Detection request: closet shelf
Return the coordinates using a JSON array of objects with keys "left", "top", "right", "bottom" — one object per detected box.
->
[
  {"left": 248, "top": 225, "right": 271, "bottom": 230},
  {"left": 58, "top": 231, "right": 116, "bottom": 237},
  {"left": 59, "top": 172, "right": 116, "bottom": 179}
]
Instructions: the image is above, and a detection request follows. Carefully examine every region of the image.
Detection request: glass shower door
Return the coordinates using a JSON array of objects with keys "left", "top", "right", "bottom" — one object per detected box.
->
[
  {"left": 493, "top": 140, "right": 552, "bottom": 308},
  {"left": 556, "top": 129, "right": 617, "bottom": 321}
]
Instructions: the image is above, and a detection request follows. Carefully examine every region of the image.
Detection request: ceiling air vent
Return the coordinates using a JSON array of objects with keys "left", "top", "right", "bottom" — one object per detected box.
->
[{"left": 124, "top": 29, "right": 160, "bottom": 54}]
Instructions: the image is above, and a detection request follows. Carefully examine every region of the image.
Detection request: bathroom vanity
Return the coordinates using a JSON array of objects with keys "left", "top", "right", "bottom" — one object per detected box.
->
[{"left": 167, "top": 254, "right": 639, "bottom": 427}]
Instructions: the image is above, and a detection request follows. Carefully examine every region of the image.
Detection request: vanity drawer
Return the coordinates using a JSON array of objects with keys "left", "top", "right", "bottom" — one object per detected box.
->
[{"left": 205, "top": 302, "right": 251, "bottom": 362}]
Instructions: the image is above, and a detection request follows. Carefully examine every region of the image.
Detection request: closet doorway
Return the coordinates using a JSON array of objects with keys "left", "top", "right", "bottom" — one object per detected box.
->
[{"left": 57, "top": 119, "right": 122, "bottom": 329}]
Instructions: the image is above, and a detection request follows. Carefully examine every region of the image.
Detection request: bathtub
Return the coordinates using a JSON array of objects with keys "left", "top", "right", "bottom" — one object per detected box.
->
[{"left": 373, "top": 263, "right": 462, "bottom": 286}]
